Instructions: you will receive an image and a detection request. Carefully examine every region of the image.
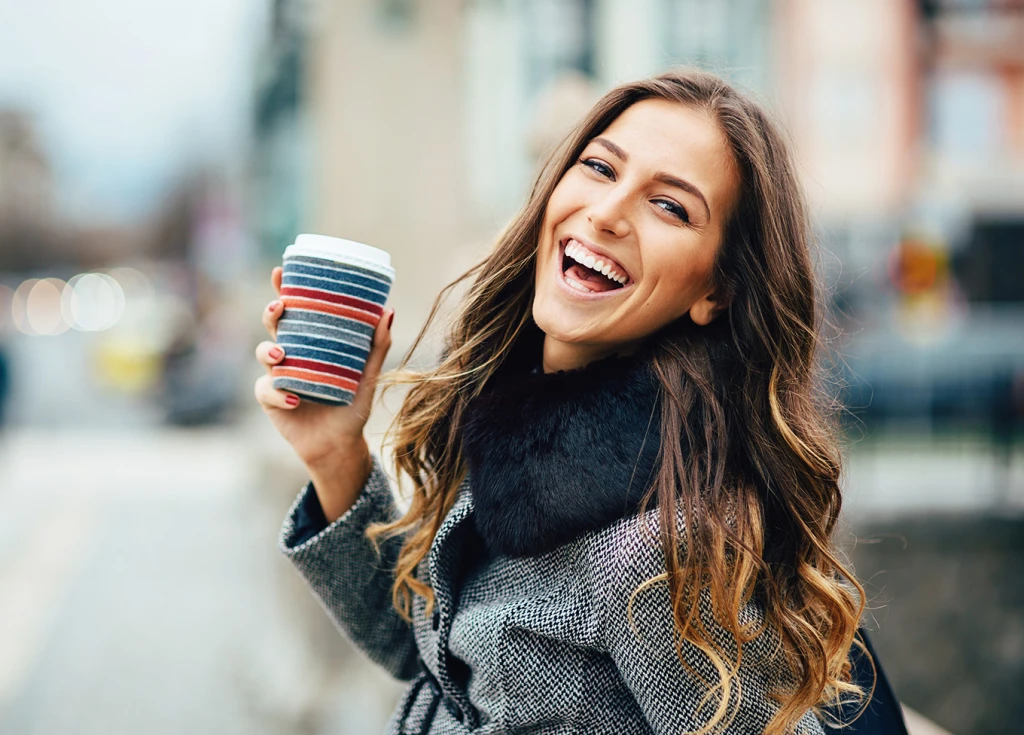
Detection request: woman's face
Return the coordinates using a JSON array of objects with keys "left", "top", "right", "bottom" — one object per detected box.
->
[{"left": 533, "top": 98, "right": 741, "bottom": 372}]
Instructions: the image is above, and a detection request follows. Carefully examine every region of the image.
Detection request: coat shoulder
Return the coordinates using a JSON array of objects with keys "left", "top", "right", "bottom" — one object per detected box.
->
[{"left": 573, "top": 503, "right": 681, "bottom": 592}]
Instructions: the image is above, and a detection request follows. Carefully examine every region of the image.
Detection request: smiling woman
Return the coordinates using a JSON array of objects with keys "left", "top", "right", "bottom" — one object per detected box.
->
[
  {"left": 534, "top": 99, "right": 739, "bottom": 372},
  {"left": 261, "top": 68, "right": 908, "bottom": 735}
]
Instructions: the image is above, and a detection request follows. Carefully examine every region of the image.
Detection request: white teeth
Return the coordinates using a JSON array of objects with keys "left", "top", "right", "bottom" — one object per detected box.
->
[{"left": 562, "top": 239, "right": 629, "bottom": 285}]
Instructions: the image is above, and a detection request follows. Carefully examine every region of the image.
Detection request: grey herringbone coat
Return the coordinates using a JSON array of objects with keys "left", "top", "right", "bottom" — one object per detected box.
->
[{"left": 278, "top": 459, "right": 826, "bottom": 735}]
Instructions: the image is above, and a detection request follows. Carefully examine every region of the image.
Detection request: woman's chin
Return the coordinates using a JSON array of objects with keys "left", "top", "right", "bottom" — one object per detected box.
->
[{"left": 533, "top": 305, "right": 601, "bottom": 346}]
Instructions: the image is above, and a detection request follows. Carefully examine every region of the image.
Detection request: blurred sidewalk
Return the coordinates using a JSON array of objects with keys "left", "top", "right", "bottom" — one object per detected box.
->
[{"left": 0, "top": 424, "right": 399, "bottom": 735}]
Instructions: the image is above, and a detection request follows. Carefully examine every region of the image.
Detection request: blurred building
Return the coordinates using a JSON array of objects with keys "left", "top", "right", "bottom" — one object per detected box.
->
[
  {"left": 250, "top": 0, "right": 480, "bottom": 357},
  {"left": 305, "top": 0, "right": 476, "bottom": 349},
  {"left": 0, "top": 109, "right": 64, "bottom": 272},
  {"left": 800, "top": 0, "right": 1024, "bottom": 440},
  {"left": 0, "top": 110, "right": 54, "bottom": 225},
  {"left": 251, "top": 0, "right": 312, "bottom": 264},
  {"left": 920, "top": 0, "right": 1024, "bottom": 217},
  {"left": 0, "top": 108, "right": 161, "bottom": 272}
]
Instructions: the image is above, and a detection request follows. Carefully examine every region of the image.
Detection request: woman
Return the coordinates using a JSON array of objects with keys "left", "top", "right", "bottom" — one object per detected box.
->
[{"left": 255, "top": 69, "right": 907, "bottom": 734}]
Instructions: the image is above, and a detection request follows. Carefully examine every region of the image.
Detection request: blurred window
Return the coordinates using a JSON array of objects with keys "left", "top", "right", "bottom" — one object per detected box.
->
[
  {"left": 661, "top": 0, "right": 771, "bottom": 94},
  {"left": 929, "top": 71, "right": 1006, "bottom": 159},
  {"left": 953, "top": 218, "right": 1024, "bottom": 304},
  {"left": 523, "top": 0, "right": 596, "bottom": 92}
]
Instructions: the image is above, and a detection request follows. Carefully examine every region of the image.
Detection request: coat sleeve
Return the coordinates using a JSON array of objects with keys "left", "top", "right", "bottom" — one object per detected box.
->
[
  {"left": 594, "top": 511, "right": 825, "bottom": 735},
  {"left": 277, "top": 455, "right": 420, "bottom": 681}
]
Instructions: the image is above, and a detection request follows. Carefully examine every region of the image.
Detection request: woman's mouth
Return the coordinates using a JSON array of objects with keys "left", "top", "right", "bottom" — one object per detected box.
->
[{"left": 559, "top": 238, "right": 630, "bottom": 295}]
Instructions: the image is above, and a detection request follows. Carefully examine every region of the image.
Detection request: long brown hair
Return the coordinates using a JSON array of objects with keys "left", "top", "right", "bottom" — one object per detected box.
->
[{"left": 371, "top": 68, "right": 867, "bottom": 734}]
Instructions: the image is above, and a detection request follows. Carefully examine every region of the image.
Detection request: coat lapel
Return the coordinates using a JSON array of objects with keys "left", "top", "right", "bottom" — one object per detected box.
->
[
  {"left": 428, "top": 477, "right": 475, "bottom": 594},
  {"left": 425, "top": 479, "right": 479, "bottom": 726}
]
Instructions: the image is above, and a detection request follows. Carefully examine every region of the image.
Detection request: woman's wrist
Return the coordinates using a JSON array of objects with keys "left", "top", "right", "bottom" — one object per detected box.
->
[{"left": 306, "top": 436, "right": 373, "bottom": 524}]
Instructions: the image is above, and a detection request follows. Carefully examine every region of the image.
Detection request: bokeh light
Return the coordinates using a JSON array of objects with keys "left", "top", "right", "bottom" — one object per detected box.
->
[
  {"left": 62, "top": 273, "right": 126, "bottom": 332},
  {"left": 27, "top": 278, "right": 70, "bottom": 336},
  {"left": 107, "top": 266, "right": 155, "bottom": 327},
  {"left": 12, "top": 279, "right": 38, "bottom": 336}
]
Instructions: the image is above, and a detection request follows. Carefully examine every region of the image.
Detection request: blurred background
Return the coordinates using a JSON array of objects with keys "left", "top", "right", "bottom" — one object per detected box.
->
[{"left": 0, "top": 0, "right": 1020, "bottom": 733}]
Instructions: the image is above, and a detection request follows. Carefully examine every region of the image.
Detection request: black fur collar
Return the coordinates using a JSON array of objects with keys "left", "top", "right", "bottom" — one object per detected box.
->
[{"left": 461, "top": 337, "right": 663, "bottom": 557}]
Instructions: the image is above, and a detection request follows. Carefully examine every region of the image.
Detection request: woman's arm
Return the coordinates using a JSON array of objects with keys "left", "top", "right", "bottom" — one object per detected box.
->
[{"left": 278, "top": 456, "right": 420, "bottom": 681}]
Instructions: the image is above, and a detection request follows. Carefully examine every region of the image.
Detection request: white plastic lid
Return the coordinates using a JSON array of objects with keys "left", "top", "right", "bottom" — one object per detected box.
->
[{"left": 284, "top": 234, "right": 395, "bottom": 278}]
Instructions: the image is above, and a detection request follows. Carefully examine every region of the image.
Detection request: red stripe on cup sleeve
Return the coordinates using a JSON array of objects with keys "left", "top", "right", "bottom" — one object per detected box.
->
[
  {"left": 279, "top": 286, "right": 384, "bottom": 316},
  {"left": 279, "top": 357, "right": 362, "bottom": 382},
  {"left": 279, "top": 296, "right": 380, "bottom": 327}
]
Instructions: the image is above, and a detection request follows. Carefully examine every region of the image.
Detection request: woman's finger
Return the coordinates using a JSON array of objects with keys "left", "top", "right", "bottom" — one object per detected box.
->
[
  {"left": 254, "top": 374, "right": 300, "bottom": 411},
  {"left": 271, "top": 266, "right": 283, "bottom": 296},
  {"left": 351, "top": 308, "right": 394, "bottom": 418},
  {"left": 255, "top": 340, "right": 285, "bottom": 376},
  {"left": 262, "top": 299, "right": 283, "bottom": 340}
]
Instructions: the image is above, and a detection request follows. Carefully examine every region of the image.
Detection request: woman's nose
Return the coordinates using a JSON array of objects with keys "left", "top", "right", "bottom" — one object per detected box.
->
[{"left": 586, "top": 188, "right": 632, "bottom": 239}]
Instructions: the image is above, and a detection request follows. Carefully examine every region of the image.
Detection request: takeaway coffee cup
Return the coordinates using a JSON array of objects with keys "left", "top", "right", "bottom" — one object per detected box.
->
[{"left": 271, "top": 234, "right": 395, "bottom": 406}]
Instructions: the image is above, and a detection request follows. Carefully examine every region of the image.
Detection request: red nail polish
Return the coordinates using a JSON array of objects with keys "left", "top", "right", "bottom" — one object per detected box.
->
[
  {"left": 387, "top": 311, "right": 394, "bottom": 329},
  {"left": 268, "top": 300, "right": 281, "bottom": 312},
  {"left": 285, "top": 395, "right": 299, "bottom": 406},
  {"left": 269, "top": 347, "right": 283, "bottom": 360}
]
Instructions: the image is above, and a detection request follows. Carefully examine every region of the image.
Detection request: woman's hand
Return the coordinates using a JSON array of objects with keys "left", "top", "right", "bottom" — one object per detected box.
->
[{"left": 254, "top": 266, "right": 394, "bottom": 520}]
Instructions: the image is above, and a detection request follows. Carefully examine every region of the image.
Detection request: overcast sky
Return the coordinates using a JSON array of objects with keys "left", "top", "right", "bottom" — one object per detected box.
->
[{"left": 0, "top": 0, "right": 266, "bottom": 223}]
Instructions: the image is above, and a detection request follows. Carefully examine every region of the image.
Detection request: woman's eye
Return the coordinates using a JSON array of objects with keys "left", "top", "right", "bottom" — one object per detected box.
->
[
  {"left": 579, "top": 158, "right": 614, "bottom": 179},
  {"left": 654, "top": 199, "right": 689, "bottom": 223}
]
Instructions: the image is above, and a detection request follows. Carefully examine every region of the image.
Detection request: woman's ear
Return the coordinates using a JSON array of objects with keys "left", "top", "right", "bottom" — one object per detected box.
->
[{"left": 688, "top": 289, "right": 729, "bottom": 326}]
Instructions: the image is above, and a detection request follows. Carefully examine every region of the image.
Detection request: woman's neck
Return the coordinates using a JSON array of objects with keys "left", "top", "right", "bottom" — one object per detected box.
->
[{"left": 541, "top": 335, "right": 641, "bottom": 373}]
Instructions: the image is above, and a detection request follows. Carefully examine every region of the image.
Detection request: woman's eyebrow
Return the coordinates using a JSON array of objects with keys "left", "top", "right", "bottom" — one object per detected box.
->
[{"left": 592, "top": 136, "right": 711, "bottom": 220}]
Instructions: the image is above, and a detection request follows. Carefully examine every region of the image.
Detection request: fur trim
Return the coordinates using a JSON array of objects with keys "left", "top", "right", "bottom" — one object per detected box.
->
[{"left": 462, "top": 344, "right": 663, "bottom": 557}]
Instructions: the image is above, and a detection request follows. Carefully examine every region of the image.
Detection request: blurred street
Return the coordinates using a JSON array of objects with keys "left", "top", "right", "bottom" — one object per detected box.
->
[
  {"left": 0, "top": 425, "right": 402, "bottom": 735},
  {"left": 0, "top": 427, "right": 274, "bottom": 734}
]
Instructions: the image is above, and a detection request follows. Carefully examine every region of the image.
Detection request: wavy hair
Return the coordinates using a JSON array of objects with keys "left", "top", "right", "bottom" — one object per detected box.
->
[{"left": 369, "top": 68, "right": 868, "bottom": 734}]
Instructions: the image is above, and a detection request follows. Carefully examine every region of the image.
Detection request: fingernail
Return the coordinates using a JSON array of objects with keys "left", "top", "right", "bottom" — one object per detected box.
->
[
  {"left": 269, "top": 347, "right": 283, "bottom": 360},
  {"left": 387, "top": 310, "right": 394, "bottom": 329},
  {"left": 285, "top": 394, "right": 299, "bottom": 406},
  {"left": 267, "top": 300, "right": 281, "bottom": 312}
]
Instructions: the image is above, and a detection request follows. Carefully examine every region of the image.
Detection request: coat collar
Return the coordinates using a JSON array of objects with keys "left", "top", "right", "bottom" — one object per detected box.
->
[{"left": 460, "top": 334, "right": 663, "bottom": 557}]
